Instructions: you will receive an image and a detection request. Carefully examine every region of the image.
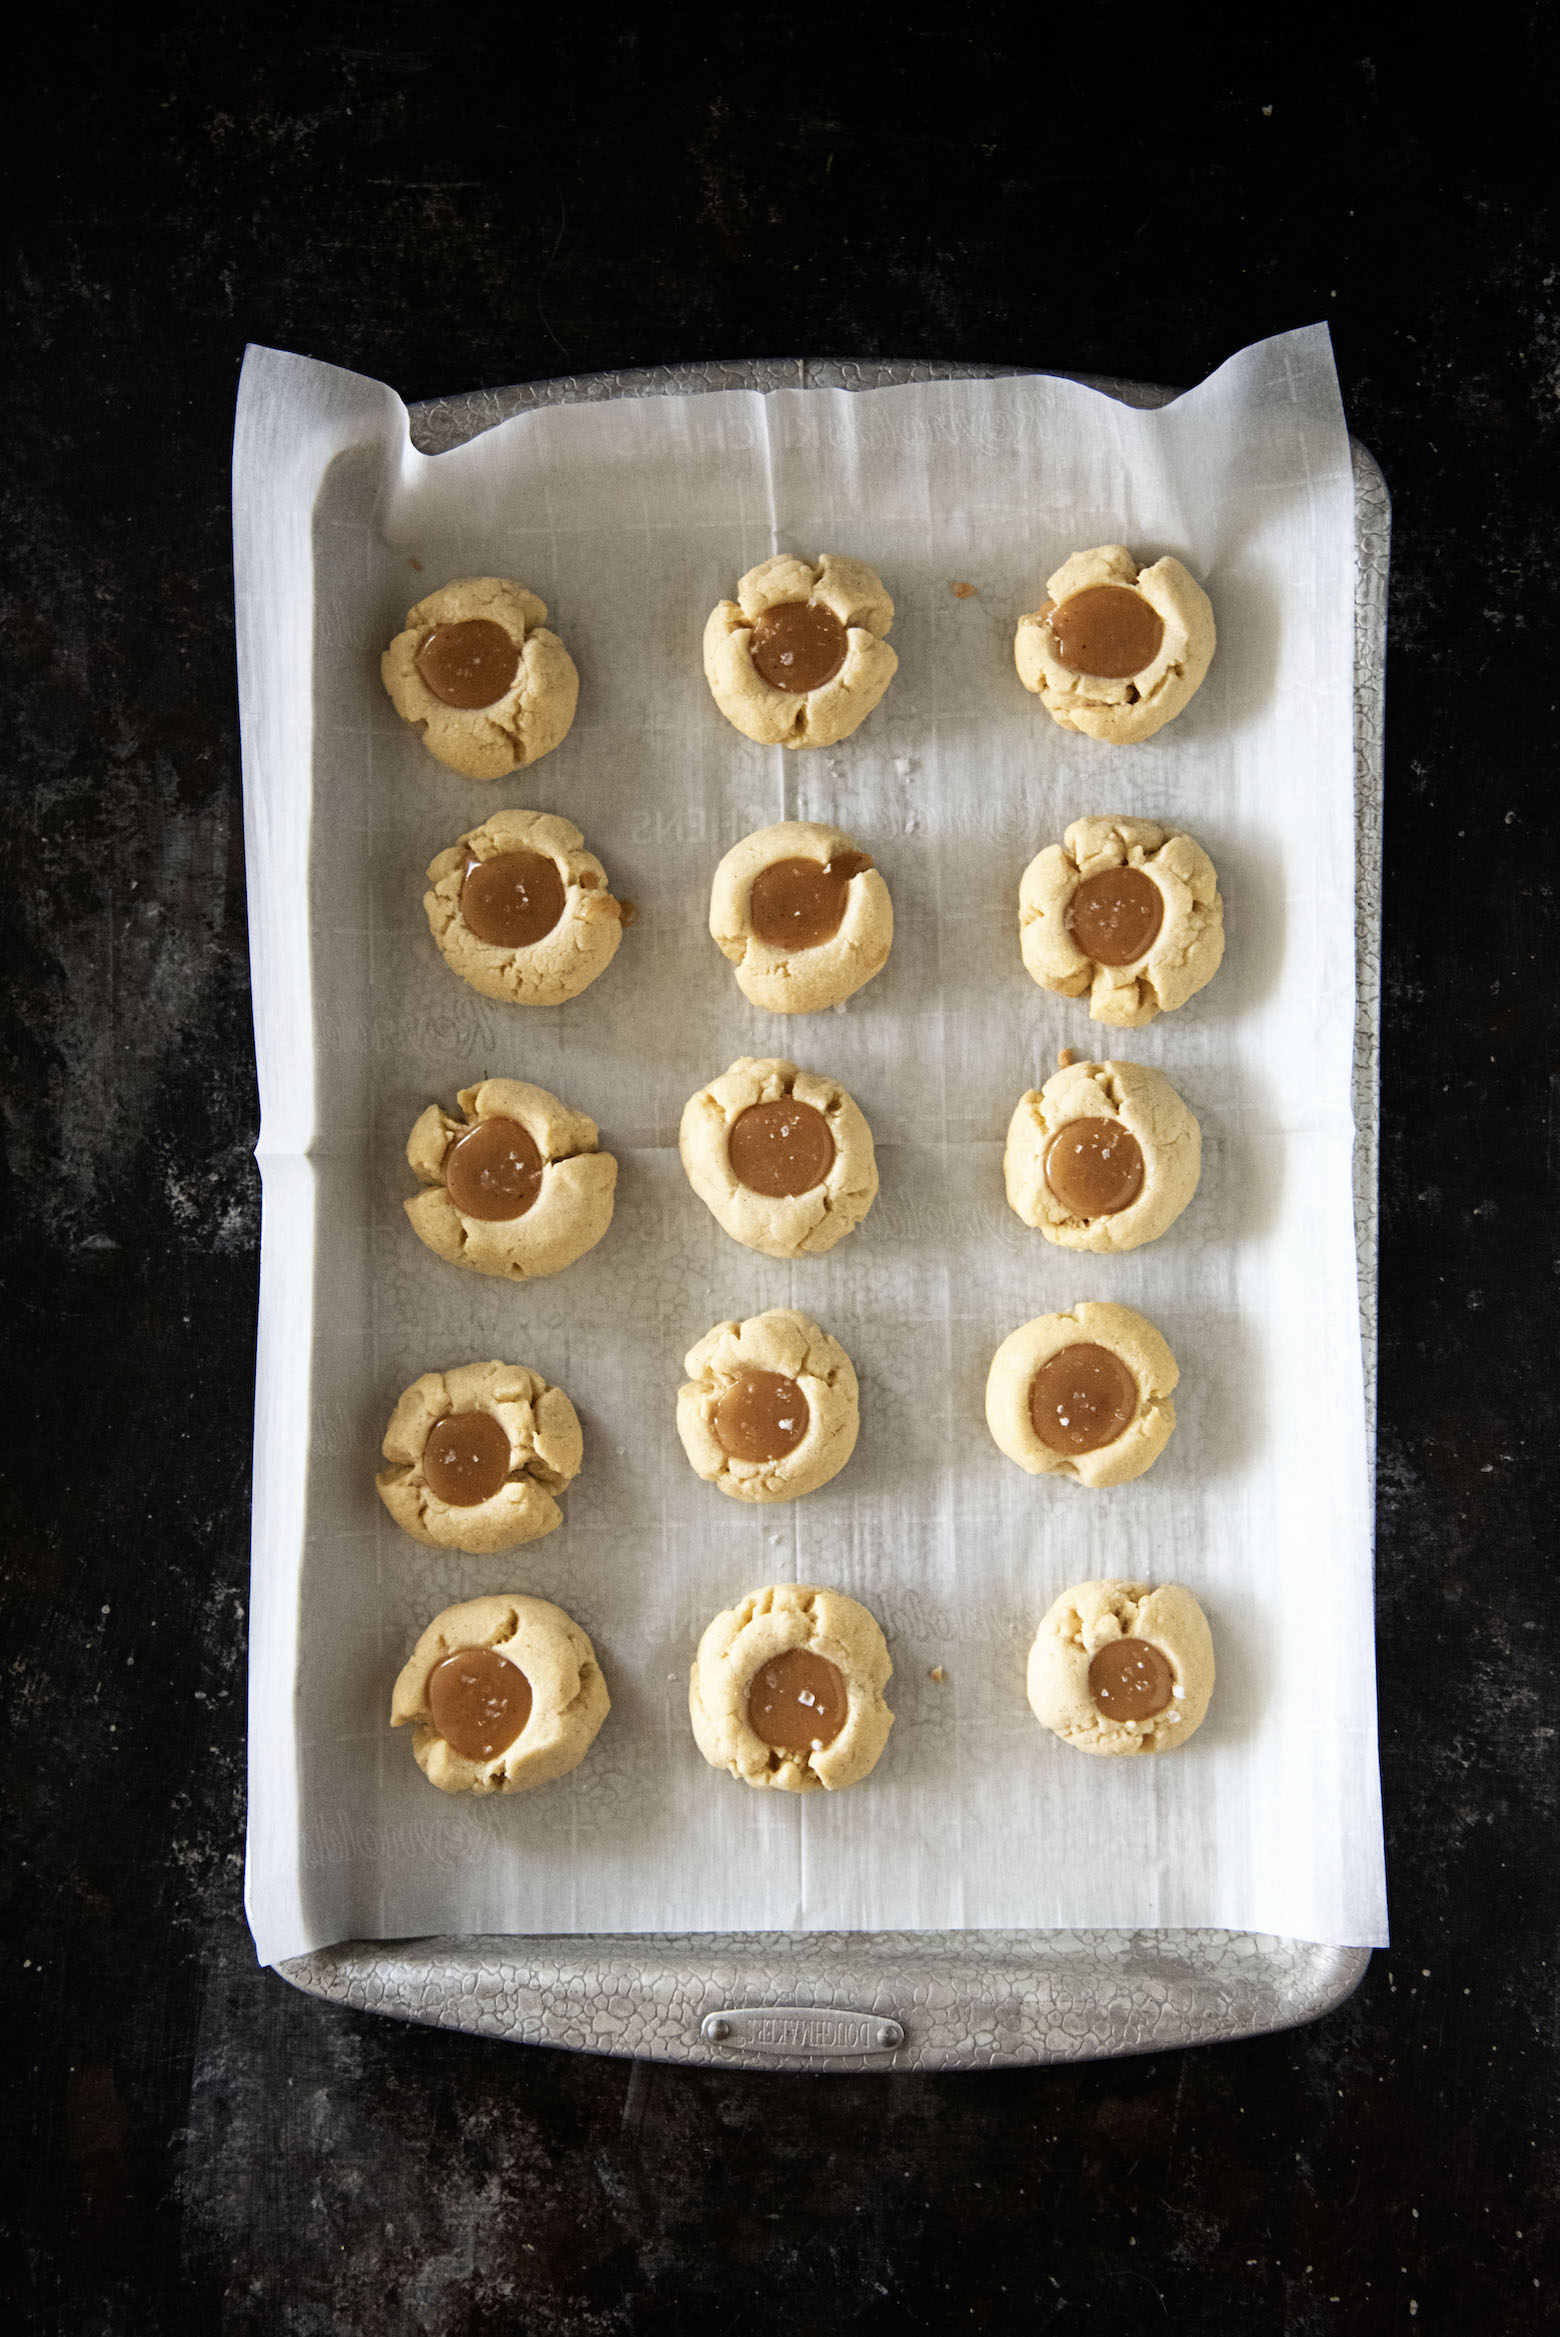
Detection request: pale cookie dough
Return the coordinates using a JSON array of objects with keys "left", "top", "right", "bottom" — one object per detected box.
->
[
  {"left": 376, "top": 1360, "right": 584, "bottom": 1553},
  {"left": 424, "top": 810, "right": 627, "bottom": 1005},
  {"left": 678, "top": 1056, "right": 878, "bottom": 1258},
  {"left": 1014, "top": 544, "right": 1216, "bottom": 744},
  {"left": 709, "top": 819, "right": 892, "bottom": 1014},
  {"left": 702, "top": 553, "right": 898, "bottom": 748},
  {"left": 985, "top": 1301, "right": 1178, "bottom": 1488},
  {"left": 1004, "top": 1058, "right": 1201, "bottom": 1254},
  {"left": 677, "top": 1309, "right": 859, "bottom": 1504},
  {"left": 689, "top": 1583, "right": 893, "bottom": 1793},
  {"left": 1020, "top": 815, "right": 1225, "bottom": 1027},
  {"left": 1026, "top": 1581, "right": 1215, "bottom": 1756},
  {"left": 405, "top": 1078, "right": 617, "bottom": 1282},
  {"left": 391, "top": 1593, "right": 610, "bottom": 1795},
  {"left": 382, "top": 575, "right": 579, "bottom": 779}
]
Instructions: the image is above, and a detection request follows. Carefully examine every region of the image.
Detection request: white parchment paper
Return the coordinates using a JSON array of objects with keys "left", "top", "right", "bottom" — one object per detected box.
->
[{"left": 235, "top": 327, "right": 1387, "bottom": 1967}]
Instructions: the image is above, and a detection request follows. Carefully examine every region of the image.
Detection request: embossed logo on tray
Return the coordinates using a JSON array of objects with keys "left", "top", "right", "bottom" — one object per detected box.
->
[{"left": 701, "top": 2006, "right": 903, "bottom": 2053}]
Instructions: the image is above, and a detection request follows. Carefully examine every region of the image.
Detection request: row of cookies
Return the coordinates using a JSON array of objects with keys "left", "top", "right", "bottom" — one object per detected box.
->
[
  {"left": 419, "top": 807, "right": 1225, "bottom": 1031},
  {"left": 391, "top": 1576, "right": 1217, "bottom": 1801},
  {"left": 403, "top": 1051, "right": 1203, "bottom": 1283},
  {"left": 374, "top": 1296, "right": 1179, "bottom": 1574},
  {"left": 382, "top": 546, "right": 1217, "bottom": 778}
]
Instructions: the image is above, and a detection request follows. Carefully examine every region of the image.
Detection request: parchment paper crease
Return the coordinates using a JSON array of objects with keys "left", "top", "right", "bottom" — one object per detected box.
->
[{"left": 234, "top": 326, "right": 1387, "bottom": 1966}]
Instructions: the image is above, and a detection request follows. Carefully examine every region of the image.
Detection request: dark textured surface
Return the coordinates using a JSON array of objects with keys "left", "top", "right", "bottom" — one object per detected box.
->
[{"left": 3, "top": 14, "right": 1557, "bottom": 2332}]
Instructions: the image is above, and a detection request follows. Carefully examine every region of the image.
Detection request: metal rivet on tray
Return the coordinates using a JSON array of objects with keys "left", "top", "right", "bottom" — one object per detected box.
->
[
  {"left": 703, "top": 2014, "right": 731, "bottom": 2042},
  {"left": 877, "top": 2021, "right": 903, "bottom": 2048}
]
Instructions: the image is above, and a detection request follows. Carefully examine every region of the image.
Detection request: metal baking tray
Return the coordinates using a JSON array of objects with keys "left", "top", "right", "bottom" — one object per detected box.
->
[{"left": 275, "top": 359, "right": 1388, "bottom": 2071}]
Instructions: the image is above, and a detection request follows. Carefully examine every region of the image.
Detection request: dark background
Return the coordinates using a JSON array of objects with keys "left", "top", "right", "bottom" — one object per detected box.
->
[{"left": 4, "top": 10, "right": 1558, "bottom": 2331}]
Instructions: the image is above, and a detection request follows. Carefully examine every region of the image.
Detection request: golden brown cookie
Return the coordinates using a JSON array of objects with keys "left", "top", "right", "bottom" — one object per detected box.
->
[
  {"left": 702, "top": 553, "right": 897, "bottom": 748},
  {"left": 689, "top": 1583, "right": 893, "bottom": 1793},
  {"left": 1019, "top": 815, "right": 1224, "bottom": 1027},
  {"left": 404, "top": 1079, "right": 617, "bottom": 1282},
  {"left": 375, "top": 1360, "right": 583, "bottom": 1553},
  {"left": 381, "top": 575, "right": 579, "bottom": 779},
  {"left": 424, "top": 810, "right": 628, "bottom": 1005},
  {"left": 1004, "top": 1058, "right": 1201, "bottom": 1254},
  {"left": 1026, "top": 1580, "right": 1215, "bottom": 1755},
  {"left": 709, "top": 819, "right": 892, "bottom": 1014},
  {"left": 1014, "top": 544, "right": 1215, "bottom": 744},
  {"left": 678, "top": 1056, "right": 878, "bottom": 1258},
  {"left": 677, "top": 1309, "right": 859, "bottom": 1504},
  {"left": 391, "top": 1593, "right": 610, "bottom": 1795},
  {"left": 985, "top": 1302, "right": 1178, "bottom": 1488}
]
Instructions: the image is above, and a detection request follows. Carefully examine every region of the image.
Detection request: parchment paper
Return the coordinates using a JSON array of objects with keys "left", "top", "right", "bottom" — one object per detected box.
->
[{"left": 235, "top": 326, "right": 1387, "bottom": 1967}]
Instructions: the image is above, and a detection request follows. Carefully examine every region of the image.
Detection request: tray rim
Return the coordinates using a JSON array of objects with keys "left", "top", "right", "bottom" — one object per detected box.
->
[{"left": 268, "top": 352, "right": 1387, "bottom": 2072}]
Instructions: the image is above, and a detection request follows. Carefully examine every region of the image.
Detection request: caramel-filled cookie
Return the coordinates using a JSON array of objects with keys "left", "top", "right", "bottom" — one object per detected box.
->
[
  {"left": 376, "top": 1359, "right": 583, "bottom": 1554},
  {"left": 1027, "top": 1580, "right": 1214, "bottom": 1755},
  {"left": 1020, "top": 815, "right": 1224, "bottom": 1027},
  {"left": 678, "top": 1056, "right": 878, "bottom": 1258},
  {"left": 710, "top": 819, "right": 892, "bottom": 1013},
  {"left": 985, "top": 1302, "right": 1178, "bottom": 1488},
  {"left": 1014, "top": 544, "right": 1215, "bottom": 744},
  {"left": 703, "top": 553, "right": 897, "bottom": 748},
  {"left": 391, "top": 1592, "right": 609, "bottom": 1794},
  {"left": 1004, "top": 1057, "right": 1201, "bottom": 1253},
  {"left": 677, "top": 1308, "right": 859, "bottom": 1504},
  {"left": 404, "top": 1078, "right": 616, "bottom": 1282},
  {"left": 382, "top": 575, "right": 579, "bottom": 778},
  {"left": 424, "top": 809, "right": 628, "bottom": 1005},
  {"left": 689, "top": 1583, "right": 893, "bottom": 1793}
]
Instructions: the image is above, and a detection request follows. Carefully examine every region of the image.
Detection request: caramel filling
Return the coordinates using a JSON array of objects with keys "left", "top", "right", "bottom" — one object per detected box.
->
[
  {"left": 1043, "top": 1118, "right": 1145, "bottom": 1218},
  {"left": 747, "top": 851, "right": 873, "bottom": 950},
  {"left": 1088, "top": 1637, "right": 1173, "bottom": 1722},
  {"left": 1046, "top": 584, "right": 1164, "bottom": 679},
  {"left": 461, "top": 849, "right": 567, "bottom": 949},
  {"left": 749, "top": 600, "right": 849, "bottom": 693},
  {"left": 747, "top": 1648, "right": 849, "bottom": 1755},
  {"left": 421, "top": 1409, "right": 512, "bottom": 1506},
  {"left": 727, "top": 1098, "right": 836, "bottom": 1198},
  {"left": 714, "top": 1371, "right": 810, "bottom": 1463},
  {"left": 444, "top": 1116, "right": 545, "bottom": 1221},
  {"left": 427, "top": 1644, "right": 533, "bottom": 1761},
  {"left": 1028, "top": 1344, "right": 1139, "bottom": 1455},
  {"left": 1066, "top": 867, "right": 1164, "bottom": 966},
  {"left": 415, "top": 618, "right": 521, "bottom": 709}
]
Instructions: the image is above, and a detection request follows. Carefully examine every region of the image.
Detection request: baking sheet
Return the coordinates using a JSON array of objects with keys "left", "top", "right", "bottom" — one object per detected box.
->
[{"left": 237, "top": 324, "right": 1387, "bottom": 1968}]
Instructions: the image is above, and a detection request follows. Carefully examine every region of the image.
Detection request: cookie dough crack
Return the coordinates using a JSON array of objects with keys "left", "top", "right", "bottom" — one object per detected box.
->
[{"left": 561, "top": 1665, "right": 604, "bottom": 1722}]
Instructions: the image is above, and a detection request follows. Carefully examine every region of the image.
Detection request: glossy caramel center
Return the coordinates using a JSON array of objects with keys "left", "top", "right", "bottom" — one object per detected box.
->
[
  {"left": 415, "top": 618, "right": 520, "bottom": 708},
  {"left": 727, "top": 1099, "right": 836, "bottom": 1197},
  {"left": 1087, "top": 1638, "right": 1173, "bottom": 1722},
  {"left": 421, "top": 1409, "right": 512, "bottom": 1506},
  {"left": 1066, "top": 867, "right": 1164, "bottom": 966},
  {"left": 1047, "top": 585, "right": 1164, "bottom": 679},
  {"left": 444, "top": 1116, "right": 545, "bottom": 1221},
  {"left": 1043, "top": 1119, "right": 1145, "bottom": 1218},
  {"left": 427, "top": 1645, "right": 533, "bottom": 1760},
  {"left": 1028, "top": 1344, "right": 1139, "bottom": 1455},
  {"left": 713, "top": 1371, "right": 810, "bottom": 1463},
  {"left": 747, "top": 1648, "right": 849, "bottom": 1754},
  {"left": 460, "top": 849, "right": 567, "bottom": 949},
  {"left": 747, "top": 851, "right": 873, "bottom": 950},
  {"left": 749, "top": 600, "right": 849, "bottom": 693}
]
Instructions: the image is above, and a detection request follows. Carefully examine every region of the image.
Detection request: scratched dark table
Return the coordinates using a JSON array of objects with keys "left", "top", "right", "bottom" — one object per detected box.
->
[{"left": 4, "top": 15, "right": 1557, "bottom": 2333}]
